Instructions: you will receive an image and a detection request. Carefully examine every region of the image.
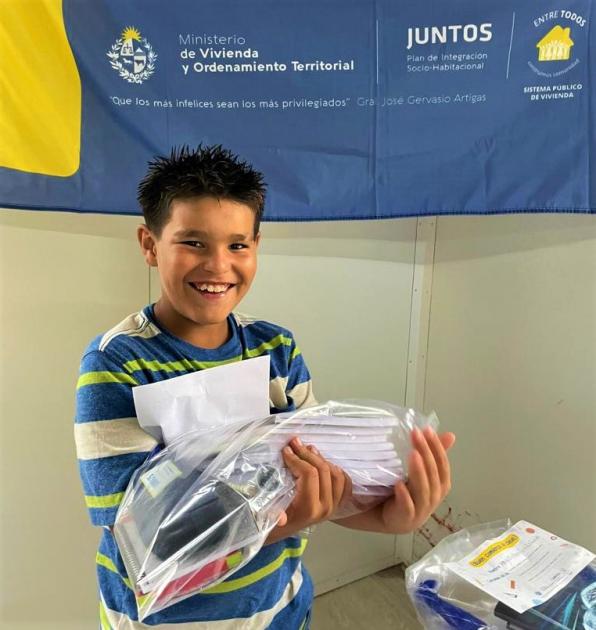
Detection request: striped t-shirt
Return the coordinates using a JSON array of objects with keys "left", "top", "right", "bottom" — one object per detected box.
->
[{"left": 74, "top": 305, "right": 317, "bottom": 629}]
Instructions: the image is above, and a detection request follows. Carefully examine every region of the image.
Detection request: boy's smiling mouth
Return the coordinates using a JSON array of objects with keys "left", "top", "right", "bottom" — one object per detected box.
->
[{"left": 189, "top": 282, "right": 235, "bottom": 296}]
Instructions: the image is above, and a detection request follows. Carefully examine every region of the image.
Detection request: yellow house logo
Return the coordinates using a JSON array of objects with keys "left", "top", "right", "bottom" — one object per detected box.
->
[{"left": 536, "top": 25, "right": 574, "bottom": 61}]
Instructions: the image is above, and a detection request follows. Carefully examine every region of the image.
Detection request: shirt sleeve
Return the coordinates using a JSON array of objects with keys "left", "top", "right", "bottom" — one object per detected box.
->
[
  {"left": 74, "top": 349, "right": 157, "bottom": 526},
  {"left": 285, "top": 335, "right": 317, "bottom": 410}
]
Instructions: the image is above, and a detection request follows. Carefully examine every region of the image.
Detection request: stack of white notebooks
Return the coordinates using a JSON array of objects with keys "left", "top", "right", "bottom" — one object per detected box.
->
[{"left": 260, "top": 415, "right": 403, "bottom": 496}]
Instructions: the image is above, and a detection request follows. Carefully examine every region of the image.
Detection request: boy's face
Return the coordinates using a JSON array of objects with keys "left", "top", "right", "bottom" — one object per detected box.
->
[{"left": 138, "top": 196, "right": 260, "bottom": 345}]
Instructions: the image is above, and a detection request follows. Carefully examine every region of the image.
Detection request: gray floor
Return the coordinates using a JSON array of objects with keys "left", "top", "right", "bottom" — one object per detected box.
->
[{"left": 311, "top": 565, "right": 423, "bottom": 630}]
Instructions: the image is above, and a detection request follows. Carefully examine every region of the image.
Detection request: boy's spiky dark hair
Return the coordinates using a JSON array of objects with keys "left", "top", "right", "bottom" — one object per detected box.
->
[{"left": 137, "top": 145, "right": 266, "bottom": 237}]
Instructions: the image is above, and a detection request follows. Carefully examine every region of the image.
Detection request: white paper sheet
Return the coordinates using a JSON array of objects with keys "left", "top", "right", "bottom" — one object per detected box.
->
[
  {"left": 329, "top": 457, "right": 401, "bottom": 468},
  {"left": 319, "top": 449, "right": 399, "bottom": 462},
  {"left": 132, "top": 356, "right": 271, "bottom": 444},
  {"left": 268, "top": 426, "right": 393, "bottom": 436},
  {"left": 275, "top": 415, "right": 399, "bottom": 427},
  {"left": 308, "top": 441, "right": 394, "bottom": 452}
]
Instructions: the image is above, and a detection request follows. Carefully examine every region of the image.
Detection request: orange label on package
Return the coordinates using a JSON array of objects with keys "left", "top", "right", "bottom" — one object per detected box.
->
[{"left": 469, "top": 534, "right": 520, "bottom": 567}]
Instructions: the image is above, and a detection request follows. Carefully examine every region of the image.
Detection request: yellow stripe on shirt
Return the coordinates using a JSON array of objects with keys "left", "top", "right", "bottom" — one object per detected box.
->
[
  {"left": 120, "top": 334, "right": 294, "bottom": 374},
  {"left": 201, "top": 538, "right": 308, "bottom": 594},
  {"left": 244, "top": 334, "right": 293, "bottom": 359},
  {"left": 99, "top": 564, "right": 305, "bottom": 630},
  {"left": 96, "top": 539, "right": 307, "bottom": 597},
  {"left": 122, "top": 356, "right": 241, "bottom": 374},
  {"left": 85, "top": 492, "right": 124, "bottom": 509},
  {"left": 97, "top": 554, "right": 151, "bottom": 610},
  {"left": 97, "top": 552, "right": 132, "bottom": 589},
  {"left": 99, "top": 598, "right": 112, "bottom": 630},
  {"left": 77, "top": 371, "right": 138, "bottom": 389}
]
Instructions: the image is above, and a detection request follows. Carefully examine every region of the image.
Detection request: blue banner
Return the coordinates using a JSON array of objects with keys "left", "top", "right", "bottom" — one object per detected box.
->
[{"left": 1, "top": 0, "right": 594, "bottom": 220}]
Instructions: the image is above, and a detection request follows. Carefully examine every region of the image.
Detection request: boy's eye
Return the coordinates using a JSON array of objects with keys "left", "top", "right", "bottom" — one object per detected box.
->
[
  {"left": 181, "top": 241, "right": 204, "bottom": 248},
  {"left": 230, "top": 243, "right": 248, "bottom": 250}
]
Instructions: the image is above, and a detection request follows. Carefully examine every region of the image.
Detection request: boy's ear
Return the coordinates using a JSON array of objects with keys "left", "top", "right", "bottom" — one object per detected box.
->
[
  {"left": 137, "top": 224, "right": 158, "bottom": 267},
  {"left": 254, "top": 232, "right": 261, "bottom": 247}
]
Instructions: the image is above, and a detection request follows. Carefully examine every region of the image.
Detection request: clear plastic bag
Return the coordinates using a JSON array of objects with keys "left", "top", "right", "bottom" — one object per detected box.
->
[
  {"left": 114, "top": 399, "right": 437, "bottom": 620},
  {"left": 406, "top": 520, "right": 513, "bottom": 629},
  {"left": 405, "top": 520, "right": 596, "bottom": 630}
]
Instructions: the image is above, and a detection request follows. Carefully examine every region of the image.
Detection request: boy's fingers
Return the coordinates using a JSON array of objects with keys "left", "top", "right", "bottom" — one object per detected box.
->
[
  {"left": 427, "top": 431, "right": 452, "bottom": 495},
  {"left": 299, "top": 443, "right": 350, "bottom": 510},
  {"left": 393, "top": 481, "right": 415, "bottom": 520},
  {"left": 307, "top": 446, "right": 345, "bottom": 508},
  {"left": 406, "top": 449, "right": 430, "bottom": 514},
  {"left": 439, "top": 432, "right": 456, "bottom": 451},
  {"left": 328, "top": 462, "right": 346, "bottom": 508},
  {"left": 382, "top": 481, "right": 415, "bottom": 533},
  {"left": 289, "top": 439, "right": 333, "bottom": 516},
  {"left": 291, "top": 438, "right": 322, "bottom": 466},
  {"left": 340, "top": 468, "right": 353, "bottom": 505},
  {"left": 297, "top": 441, "right": 333, "bottom": 515},
  {"left": 414, "top": 428, "right": 441, "bottom": 506},
  {"left": 282, "top": 446, "right": 321, "bottom": 503},
  {"left": 282, "top": 445, "right": 309, "bottom": 476},
  {"left": 421, "top": 427, "right": 447, "bottom": 504},
  {"left": 283, "top": 442, "right": 337, "bottom": 519}
]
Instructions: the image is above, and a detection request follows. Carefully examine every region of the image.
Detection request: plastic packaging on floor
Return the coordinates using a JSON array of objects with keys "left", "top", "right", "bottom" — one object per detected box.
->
[
  {"left": 405, "top": 520, "right": 596, "bottom": 630},
  {"left": 114, "top": 399, "right": 437, "bottom": 620}
]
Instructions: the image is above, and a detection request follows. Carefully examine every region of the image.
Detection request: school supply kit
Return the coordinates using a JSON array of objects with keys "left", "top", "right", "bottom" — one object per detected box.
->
[
  {"left": 114, "top": 399, "right": 438, "bottom": 620},
  {"left": 406, "top": 520, "right": 596, "bottom": 630}
]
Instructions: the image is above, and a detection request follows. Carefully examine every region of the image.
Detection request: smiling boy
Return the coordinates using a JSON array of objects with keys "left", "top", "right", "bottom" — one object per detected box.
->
[
  {"left": 138, "top": 196, "right": 259, "bottom": 349},
  {"left": 75, "top": 145, "right": 454, "bottom": 629}
]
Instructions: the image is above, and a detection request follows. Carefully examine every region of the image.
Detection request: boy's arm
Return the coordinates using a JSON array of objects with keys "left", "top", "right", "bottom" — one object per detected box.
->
[
  {"left": 332, "top": 427, "right": 455, "bottom": 534},
  {"left": 74, "top": 349, "right": 157, "bottom": 527},
  {"left": 283, "top": 335, "right": 317, "bottom": 411}
]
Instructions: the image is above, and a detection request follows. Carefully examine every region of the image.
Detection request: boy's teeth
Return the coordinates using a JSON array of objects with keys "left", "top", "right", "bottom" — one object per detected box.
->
[{"left": 197, "top": 283, "right": 229, "bottom": 293}]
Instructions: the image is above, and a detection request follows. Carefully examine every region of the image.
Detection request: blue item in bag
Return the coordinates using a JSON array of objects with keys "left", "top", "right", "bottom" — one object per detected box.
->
[{"left": 415, "top": 579, "right": 488, "bottom": 629}]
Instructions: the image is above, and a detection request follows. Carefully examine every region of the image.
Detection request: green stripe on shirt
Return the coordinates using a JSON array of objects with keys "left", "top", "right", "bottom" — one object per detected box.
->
[
  {"left": 120, "top": 335, "right": 294, "bottom": 374},
  {"left": 96, "top": 539, "right": 307, "bottom": 596},
  {"left": 122, "top": 356, "right": 242, "bottom": 374},
  {"left": 244, "top": 334, "right": 293, "bottom": 359},
  {"left": 99, "top": 599, "right": 111, "bottom": 630},
  {"left": 77, "top": 371, "right": 138, "bottom": 389},
  {"left": 85, "top": 492, "right": 124, "bottom": 509},
  {"left": 97, "top": 552, "right": 132, "bottom": 590},
  {"left": 201, "top": 538, "right": 308, "bottom": 594}
]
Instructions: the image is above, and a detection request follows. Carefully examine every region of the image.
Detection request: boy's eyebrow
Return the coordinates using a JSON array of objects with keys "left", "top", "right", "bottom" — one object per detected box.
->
[
  {"left": 173, "top": 229, "right": 208, "bottom": 239},
  {"left": 173, "top": 229, "right": 250, "bottom": 240}
]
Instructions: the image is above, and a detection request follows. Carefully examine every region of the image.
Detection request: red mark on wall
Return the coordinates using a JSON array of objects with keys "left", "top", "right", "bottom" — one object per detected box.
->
[{"left": 430, "top": 508, "right": 458, "bottom": 533}]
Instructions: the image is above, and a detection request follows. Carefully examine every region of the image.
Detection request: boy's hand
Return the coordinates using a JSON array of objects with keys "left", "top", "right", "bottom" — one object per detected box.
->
[
  {"left": 381, "top": 427, "right": 455, "bottom": 534},
  {"left": 265, "top": 437, "right": 351, "bottom": 544}
]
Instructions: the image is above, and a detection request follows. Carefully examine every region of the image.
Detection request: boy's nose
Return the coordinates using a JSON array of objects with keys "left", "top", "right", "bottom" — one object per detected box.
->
[{"left": 202, "top": 249, "right": 231, "bottom": 274}]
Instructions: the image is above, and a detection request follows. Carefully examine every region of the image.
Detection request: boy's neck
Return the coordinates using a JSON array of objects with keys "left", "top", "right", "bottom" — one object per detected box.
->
[{"left": 153, "top": 301, "right": 231, "bottom": 350}]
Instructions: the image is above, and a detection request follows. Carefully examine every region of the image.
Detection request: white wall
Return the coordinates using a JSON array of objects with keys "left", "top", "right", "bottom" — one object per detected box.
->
[
  {"left": 0, "top": 209, "right": 148, "bottom": 629},
  {"left": 418, "top": 214, "right": 596, "bottom": 558}
]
